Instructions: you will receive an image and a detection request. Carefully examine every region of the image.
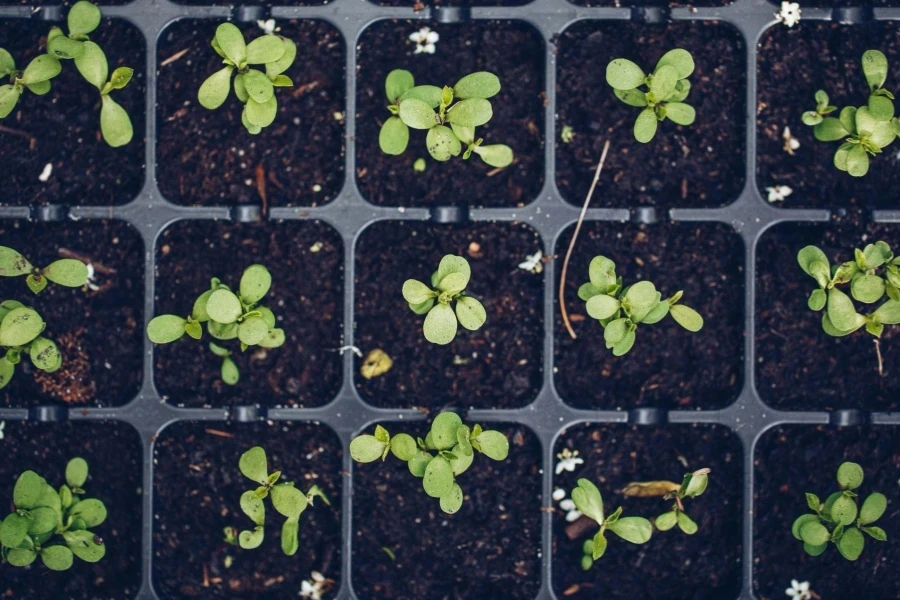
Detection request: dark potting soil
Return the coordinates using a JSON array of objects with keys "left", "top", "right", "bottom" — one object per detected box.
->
[
  {"left": 0, "top": 220, "right": 144, "bottom": 407},
  {"left": 155, "top": 20, "right": 345, "bottom": 207},
  {"left": 355, "top": 20, "right": 545, "bottom": 207},
  {"left": 152, "top": 420, "right": 342, "bottom": 599},
  {"left": 755, "top": 218, "right": 899, "bottom": 411},
  {"left": 0, "top": 18, "right": 146, "bottom": 206},
  {"left": 573, "top": 0, "right": 731, "bottom": 6},
  {"left": 152, "top": 220, "right": 343, "bottom": 408},
  {"left": 554, "top": 221, "right": 744, "bottom": 411},
  {"left": 353, "top": 220, "right": 544, "bottom": 409},
  {"left": 753, "top": 425, "right": 900, "bottom": 599},
  {"left": 552, "top": 423, "right": 743, "bottom": 600},
  {"left": 352, "top": 422, "right": 541, "bottom": 599},
  {"left": 555, "top": 21, "right": 745, "bottom": 209},
  {"left": 0, "top": 420, "right": 142, "bottom": 600},
  {"left": 757, "top": 23, "right": 900, "bottom": 209}
]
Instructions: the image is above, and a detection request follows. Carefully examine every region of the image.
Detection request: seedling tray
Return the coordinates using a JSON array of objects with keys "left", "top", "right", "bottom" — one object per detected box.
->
[{"left": 1, "top": 0, "right": 899, "bottom": 598}]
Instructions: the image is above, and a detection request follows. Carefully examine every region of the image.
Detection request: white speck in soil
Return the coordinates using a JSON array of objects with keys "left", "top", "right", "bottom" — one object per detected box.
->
[{"left": 38, "top": 163, "right": 53, "bottom": 182}]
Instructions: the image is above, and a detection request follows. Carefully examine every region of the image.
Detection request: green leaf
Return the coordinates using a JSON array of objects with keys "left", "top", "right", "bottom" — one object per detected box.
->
[
  {"left": 239, "top": 526, "right": 264, "bottom": 549},
  {"left": 450, "top": 123, "right": 475, "bottom": 145},
  {"left": 454, "top": 72, "right": 501, "bottom": 99},
  {"left": 13, "top": 471, "right": 44, "bottom": 509},
  {"left": 862, "top": 525, "right": 887, "bottom": 541},
  {"left": 0, "top": 84, "right": 21, "bottom": 118},
  {"left": 399, "top": 85, "right": 442, "bottom": 108},
  {"left": 206, "top": 289, "right": 243, "bottom": 324},
  {"left": 869, "top": 94, "right": 894, "bottom": 121},
  {"left": 813, "top": 118, "right": 849, "bottom": 142},
  {"left": 265, "top": 38, "right": 296, "bottom": 78},
  {"left": 240, "top": 490, "right": 265, "bottom": 525},
  {"left": 100, "top": 95, "right": 133, "bottom": 148},
  {"left": 7, "top": 547, "right": 37, "bottom": 567},
  {"left": 239, "top": 264, "right": 271, "bottom": 305},
  {"left": 41, "top": 545, "right": 73, "bottom": 571},
  {"left": 237, "top": 315, "right": 268, "bottom": 346},
  {"left": 665, "top": 102, "right": 696, "bottom": 126},
  {"left": 434, "top": 255, "right": 470, "bottom": 288},
  {"left": 221, "top": 356, "right": 239, "bottom": 384},
  {"left": 670, "top": 304, "right": 704, "bottom": 332},
  {"left": 684, "top": 473, "right": 709, "bottom": 498},
  {"left": 455, "top": 296, "right": 486, "bottom": 331},
  {"left": 73, "top": 41, "right": 106, "bottom": 90},
  {"left": 839, "top": 107, "right": 857, "bottom": 135},
  {"left": 625, "top": 281, "right": 657, "bottom": 307},
  {"left": 0, "top": 246, "right": 33, "bottom": 276},
  {"left": 63, "top": 530, "right": 105, "bottom": 563},
  {"left": 245, "top": 96, "right": 277, "bottom": 129},
  {"left": 398, "top": 98, "right": 438, "bottom": 129},
  {"left": 837, "top": 526, "right": 864, "bottom": 560},
  {"left": 438, "top": 483, "right": 464, "bottom": 514},
  {"left": 281, "top": 517, "right": 299, "bottom": 555},
  {"left": 655, "top": 48, "right": 694, "bottom": 79},
  {"left": 798, "top": 246, "right": 830, "bottom": 282},
  {"left": 215, "top": 23, "right": 247, "bottom": 66},
  {"left": 199, "top": 66, "right": 235, "bottom": 110},
  {"left": 799, "top": 520, "right": 831, "bottom": 546},
  {"left": 649, "top": 65, "right": 678, "bottom": 99},
  {"left": 586, "top": 295, "right": 619, "bottom": 320},
  {"left": 473, "top": 430, "right": 508, "bottom": 461},
  {"left": 862, "top": 50, "right": 888, "bottom": 91},
  {"left": 859, "top": 492, "right": 887, "bottom": 524},
  {"left": 606, "top": 58, "right": 645, "bottom": 90},
  {"left": 29, "top": 337, "right": 61, "bottom": 372},
  {"left": 445, "top": 98, "right": 493, "bottom": 128},
  {"left": 239, "top": 446, "right": 268, "bottom": 484},
  {"left": 423, "top": 303, "right": 458, "bottom": 345},
  {"left": 591, "top": 531, "right": 607, "bottom": 560},
  {"left": 43, "top": 259, "right": 88, "bottom": 288},
  {"left": 0, "top": 513, "right": 29, "bottom": 548},
  {"left": 379, "top": 116, "right": 409, "bottom": 155},
  {"left": 70, "top": 498, "right": 106, "bottom": 527},
  {"left": 613, "top": 88, "right": 647, "bottom": 107},
  {"left": 846, "top": 144, "right": 869, "bottom": 177},
  {"left": 827, "top": 288, "right": 862, "bottom": 332},
  {"left": 21, "top": 54, "right": 61, "bottom": 86},
  {"left": 242, "top": 68, "right": 274, "bottom": 104},
  {"left": 0, "top": 357, "right": 13, "bottom": 389},
  {"left": 612, "top": 330, "right": 636, "bottom": 356},
  {"left": 49, "top": 35, "right": 86, "bottom": 60},
  {"left": 68, "top": 1, "right": 102, "bottom": 36},
  {"left": 830, "top": 494, "right": 858, "bottom": 525},
  {"left": 604, "top": 318, "right": 629, "bottom": 347},
  {"left": 634, "top": 108, "right": 658, "bottom": 143},
  {"left": 472, "top": 144, "right": 514, "bottom": 168},
  {"left": 668, "top": 79, "right": 691, "bottom": 102},
  {"left": 389, "top": 433, "right": 417, "bottom": 461},
  {"left": 874, "top": 300, "right": 900, "bottom": 324},
  {"left": 66, "top": 458, "right": 89, "bottom": 489},
  {"left": 822, "top": 312, "right": 865, "bottom": 337},
  {"left": 803, "top": 542, "right": 827, "bottom": 557},
  {"left": 802, "top": 111, "right": 824, "bottom": 126},
  {"left": 425, "top": 125, "right": 461, "bottom": 162},
  {"left": 851, "top": 274, "right": 885, "bottom": 304},
  {"left": 791, "top": 514, "right": 820, "bottom": 540},
  {"left": 641, "top": 300, "right": 670, "bottom": 324},
  {"left": 408, "top": 451, "right": 432, "bottom": 478},
  {"left": 270, "top": 483, "right": 308, "bottom": 518},
  {"left": 608, "top": 516, "right": 653, "bottom": 543},
  {"left": 147, "top": 314, "right": 186, "bottom": 344},
  {"left": 246, "top": 35, "right": 285, "bottom": 65},
  {"left": 423, "top": 456, "right": 454, "bottom": 498},
  {"left": 350, "top": 434, "right": 386, "bottom": 463},
  {"left": 656, "top": 511, "right": 677, "bottom": 531},
  {"left": 0, "top": 48, "right": 14, "bottom": 75},
  {"left": 808, "top": 289, "right": 827, "bottom": 311},
  {"left": 402, "top": 279, "right": 434, "bottom": 304},
  {"left": 431, "top": 412, "right": 463, "bottom": 450},
  {"left": 385, "top": 69, "right": 414, "bottom": 102},
  {"left": 837, "top": 462, "right": 864, "bottom": 489},
  {"left": 571, "top": 479, "right": 604, "bottom": 524},
  {"left": 589, "top": 256, "right": 617, "bottom": 291},
  {"left": 805, "top": 492, "right": 821, "bottom": 513},
  {"left": 108, "top": 66, "right": 133, "bottom": 90},
  {"left": 448, "top": 444, "right": 473, "bottom": 475}
]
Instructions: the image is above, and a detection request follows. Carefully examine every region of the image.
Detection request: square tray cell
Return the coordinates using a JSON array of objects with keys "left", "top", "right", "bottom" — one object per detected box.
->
[
  {"left": 352, "top": 421, "right": 541, "bottom": 599},
  {"left": 555, "top": 20, "right": 746, "bottom": 209},
  {"left": 755, "top": 219, "right": 899, "bottom": 411},
  {"left": 0, "top": 420, "right": 143, "bottom": 600},
  {"left": 757, "top": 22, "right": 900, "bottom": 209},
  {"left": 353, "top": 220, "right": 544, "bottom": 410},
  {"left": 554, "top": 221, "right": 744, "bottom": 411},
  {"left": 152, "top": 219, "right": 343, "bottom": 408},
  {"left": 552, "top": 423, "right": 743, "bottom": 600},
  {"left": 155, "top": 19, "right": 345, "bottom": 207},
  {"left": 355, "top": 19, "right": 545, "bottom": 208},
  {"left": 753, "top": 424, "right": 899, "bottom": 599},
  {"left": 152, "top": 420, "right": 342, "bottom": 599},
  {"left": 0, "top": 17, "right": 146, "bottom": 206},
  {"left": 0, "top": 220, "right": 145, "bottom": 407}
]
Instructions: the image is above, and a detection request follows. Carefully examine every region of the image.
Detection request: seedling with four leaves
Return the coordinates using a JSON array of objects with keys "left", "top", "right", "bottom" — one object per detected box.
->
[
  {"left": 578, "top": 255, "right": 704, "bottom": 356},
  {"left": 0, "top": 246, "right": 89, "bottom": 295},
  {"left": 378, "top": 69, "right": 514, "bottom": 168},
  {"left": 0, "top": 300, "right": 63, "bottom": 390},
  {"left": 0, "top": 458, "right": 108, "bottom": 571},
  {"left": 621, "top": 468, "right": 711, "bottom": 536},
  {"left": 791, "top": 462, "right": 887, "bottom": 561},
  {"left": 198, "top": 23, "right": 297, "bottom": 134},
  {"left": 230, "top": 447, "right": 329, "bottom": 556},
  {"left": 350, "top": 412, "right": 509, "bottom": 514},
  {"left": 402, "top": 254, "right": 487, "bottom": 345},
  {"left": 605, "top": 48, "right": 696, "bottom": 143},
  {"left": 146, "top": 264, "right": 286, "bottom": 385}
]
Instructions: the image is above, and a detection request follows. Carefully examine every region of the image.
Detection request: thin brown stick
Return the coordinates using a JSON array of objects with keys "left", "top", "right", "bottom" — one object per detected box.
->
[
  {"left": 874, "top": 338, "right": 884, "bottom": 377},
  {"left": 0, "top": 124, "right": 37, "bottom": 149},
  {"left": 559, "top": 140, "right": 611, "bottom": 340},
  {"left": 160, "top": 48, "right": 189, "bottom": 68}
]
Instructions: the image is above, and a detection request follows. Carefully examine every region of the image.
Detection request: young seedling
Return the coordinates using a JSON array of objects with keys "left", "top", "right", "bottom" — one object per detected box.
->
[
  {"left": 0, "top": 458, "right": 107, "bottom": 571},
  {"left": 605, "top": 48, "right": 696, "bottom": 143},
  {"left": 797, "top": 242, "right": 900, "bottom": 372},
  {"left": 378, "top": 69, "right": 514, "bottom": 168},
  {"left": 402, "top": 254, "right": 487, "bottom": 345},
  {"left": 791, "top": 462, "right": 887, "bottom": 561},
  {"left": 349, "top": 412, "right": 510, "bottom": 514},
  {"left": 622, "top": 467, "right": 711, "bottom": 535},
  {"left": 571, "top": 478, "right": 652, "bottom": 570},
  {"left": 232, "top": 446, "right": 329, "bottom": 556},
  {"left": 198, "top": 23, "right": 297, "bottom": 134},
  {"left": 802, "top": 50, "right": 900, "bottom": 177},
  {"left": 0, "top": 300, "right": 63, "bottom": 389},
  {"left": 0, "top": 246, "right": 89, "bottom": 294},
  {"left": 0, "top": 50, "right": 61, "bottom": 119},
  {"left": 578, "top": 255, "right": 704, "bottom": 356},
  {"left": 146, "top": 264, "right": 286, "bottom": 385}
]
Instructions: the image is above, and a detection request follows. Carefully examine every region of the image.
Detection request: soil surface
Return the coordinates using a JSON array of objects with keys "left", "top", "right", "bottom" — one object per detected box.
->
[
  {"left": 152, "top": 420, "right": 342, "bottom": 599},
  {"left": 0, "top": 18, "right": 145, "bottom": 206},
  {"left": 0, "top": 420, "right": 143, "bottom": 600},
  {"left": 552, "top": 423, "right": 743, "bottom": 600},
  {"left": 352, "top": 421, "right": 541, "bottom": 599},
  {"left": 554, "top": 221, "right": 744, "bottom": 411},
  {"left": 0, "top": 220, "right": 144, "bottom": 407},
  {"left": 753, "top": 425, "right": 900, "bottom": 599},
  {"left": 355, "top": 20, "right": 545, "bottom": 207},
  {"left": 755, "top": 218, "right": 899, "bottom": 411},
  {"left": 156, "top": 20, "right": 345, "bottom": 207},
  {"left": 757, "top": 23, "right": 900, "bottom": 209},
  {"left": 574, "top": 0, "right": 731, "bottom": 5},
  {"left": 354, "top": 220, "right": 544, "bottom": 409},
  {"left": 555, "top": 21, "right": 745, "bottom": 209},
  {"left": 153, "top": 220, "right": 343, "bottom": 408}
]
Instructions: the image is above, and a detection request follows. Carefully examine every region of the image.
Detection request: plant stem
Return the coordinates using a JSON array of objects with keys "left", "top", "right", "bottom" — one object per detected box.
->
[
  {"left": 560, "top": 140, "right": 611, "bottom": 340},
  {"left": 874, "top": 338, "right": 884, "bottom": 377}
]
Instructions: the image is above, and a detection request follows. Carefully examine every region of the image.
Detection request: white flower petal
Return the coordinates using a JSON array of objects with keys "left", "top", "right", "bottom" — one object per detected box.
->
[
  {"left": 426, "top": 31, "right": 440, "bottom": 43},
  {"left": 560, "top": 499, "right": 576, "bottom": 511},
  {"left": 552, "top": 488, "right": 566, "bottom": 501},
  {"left": 565, "top": 510, "right": 582, "bottom": 522}
]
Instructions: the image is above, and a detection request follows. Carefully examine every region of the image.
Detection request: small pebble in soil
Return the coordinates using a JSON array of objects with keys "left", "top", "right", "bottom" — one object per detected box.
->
[{"left": 38, "top": 163, "right": 53, "bottom": 182}]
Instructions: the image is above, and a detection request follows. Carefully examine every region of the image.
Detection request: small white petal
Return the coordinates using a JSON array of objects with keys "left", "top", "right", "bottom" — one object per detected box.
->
[
  {"left": 552, "top": 488, "right": 566, "bottom": 501},
  {"left": 409, "top": 32, "right": 422, "bottom": 42},
  {"left": 426, "top": 31, "right": 440, "bottom": 43},
  {"left": 565, "top": 510, "right": 582, "bottom": 522},
  {"left": 424, "top": 44, "right": 436, "bottom": 54},
  {"left": 38, "top": 162, "right": 53, "bottom": 182},
  {"left": 560, "top": 499, "right": 576, "bottom": 511}
]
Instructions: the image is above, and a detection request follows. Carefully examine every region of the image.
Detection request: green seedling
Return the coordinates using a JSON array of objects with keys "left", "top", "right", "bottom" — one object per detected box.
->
[
  {"left": 0, "top": 458, "right": 108, "bottom": 571},
  {"left": 350, "top": 412, "right": 510, "bottom": 515},
  {"left": 198, "top": 23, "right": 297, "bottom": 134},
  {"left": 146, "top": 264, "right": 285, "bottom": 385},
  {"left": 0, "top": 300, "right": 63, "bottom": 390},
  {"left": 802, "top": 50, "right": 900, "bottom": 177},
  {"left": 606, "top": 48, "right": 696, "bottom": 143},
  {"left": 578, "top": 255, "right": 704, "bottom": 356},
  {"left": 0, "top": 246, "right": 89, "bottom": 295},
  {"left": 378, "top": 69, "right": 514, "bottom": 168},
  {"left": 622, "top": 468, "right": 711, "bottom": 536},
  {"left": 792, "top": 462, "right": 887, "bottom": 561},
  {"left": 402, "top": 254, "right": 487, "bottom": 345}
]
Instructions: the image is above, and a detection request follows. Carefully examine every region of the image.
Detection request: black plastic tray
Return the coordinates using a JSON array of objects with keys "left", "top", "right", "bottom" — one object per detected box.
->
[{"left": 1, "top": 0, "right": 899, "bottom": 599}]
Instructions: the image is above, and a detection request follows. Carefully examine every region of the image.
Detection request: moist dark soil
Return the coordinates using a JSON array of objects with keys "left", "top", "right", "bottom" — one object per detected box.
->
[
  {"left": 156, "top": 20, "right": 345, "bottom": 207},
  {"left": 152, "top": 420, "right": 342, "bottom": 599},
  {"left": 573, "top": 0, "right": 731, "bottom": 6},
  {"left": 757, "top": 23, "right": 900, "bottom": 209},
  {"left": 554, "top": 221, "right": 744, "bottom": 411},
  {"left": 352, "top": 422, "right": 541, "bottom": 599},
  {"left": 354, "top": 220, "right": 543, "bottom": 409},
  {"left": 0, "top": 420, "right": 143, "bottom": 600},
  {"left": 555, "top": 21, "right": 745, "bottom": 209},
  {"left": 552, "top": 423, "right": 742, "bottom": 599},
  {"left": 153, "top": 220, "right": 343, "bottom": 408},
  {"left": 355, "top": 20, "right": 545, "bottom": 207},
  {"left": 0, "top": 220, "right": 144, "bottom": 407},
  {"left": 755, "top": 218, "right": 899, "bottom": 411},
  {"left": 753, "top": 425, "right": 900, "bottom": 599},
  {"left": 0, "top": 18, "right": 146, "bottom": 206}
]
